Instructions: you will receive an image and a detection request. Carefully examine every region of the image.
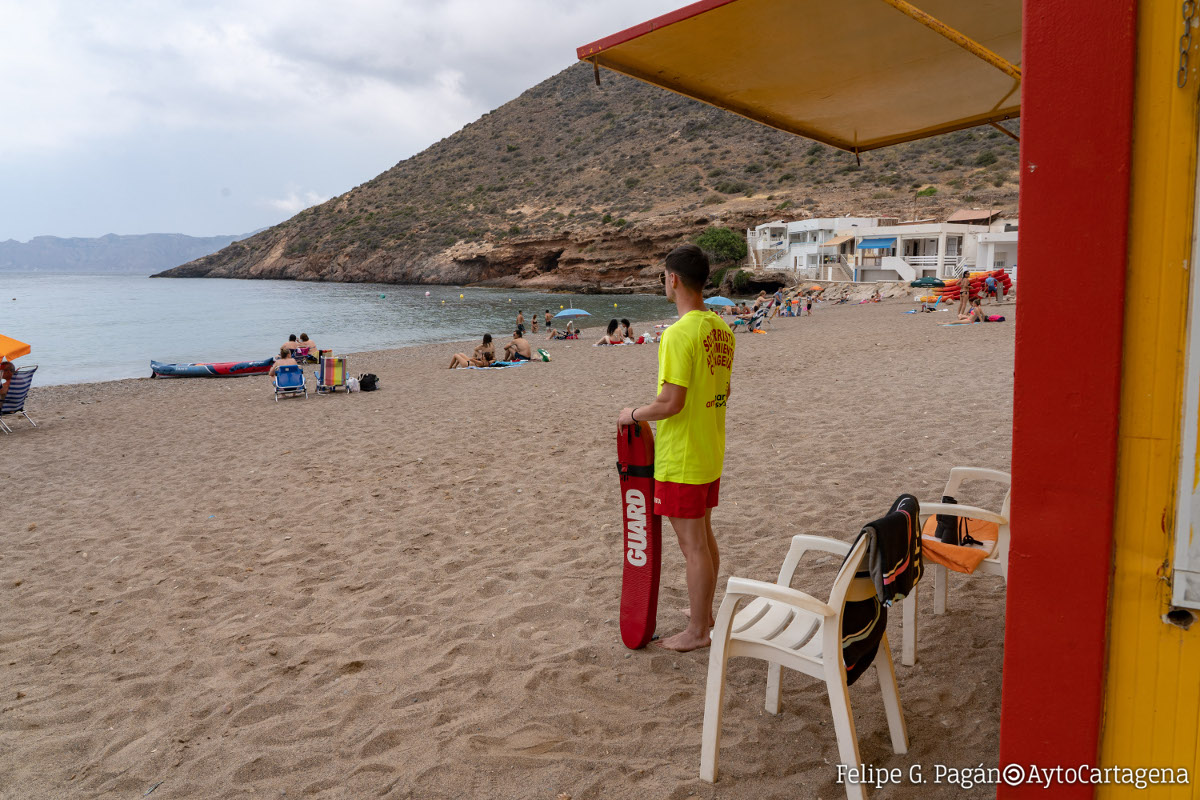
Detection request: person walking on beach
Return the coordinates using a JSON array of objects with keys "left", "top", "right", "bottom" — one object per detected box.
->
[
  {"left": 545, "top": 309, "right": 552, "bottom": 329},
  {"left": 517, "top": 310, "right": 525, "bottom": 330},
  {"left": 805, "top": 295, "right": 813, "bottom": 316},
  {"left": 619, "top": 244, "right": 734, "bottom": 652}
]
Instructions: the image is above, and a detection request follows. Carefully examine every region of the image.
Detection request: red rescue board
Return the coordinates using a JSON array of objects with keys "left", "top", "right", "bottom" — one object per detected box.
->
[{"left": 617, "top": 421, "right": 662, "bottom": 649}]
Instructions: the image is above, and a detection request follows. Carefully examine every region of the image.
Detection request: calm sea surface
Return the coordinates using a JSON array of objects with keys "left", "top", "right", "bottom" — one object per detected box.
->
[{"left": 1, "top": 274, "right": 678, "bottom": 386}]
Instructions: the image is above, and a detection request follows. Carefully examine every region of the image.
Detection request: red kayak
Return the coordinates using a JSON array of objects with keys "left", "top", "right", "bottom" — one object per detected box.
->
[
  {"left": 617, "top": 420, "right": 663, "bottom": 649},
  {"left": 150, "top": 358, "right": 274, "bottom": 378}
]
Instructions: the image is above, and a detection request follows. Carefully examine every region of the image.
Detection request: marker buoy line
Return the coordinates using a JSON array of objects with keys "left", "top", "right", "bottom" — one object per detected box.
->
[{"left": 616, "top": 420, "right": 662, "bottom": 649}]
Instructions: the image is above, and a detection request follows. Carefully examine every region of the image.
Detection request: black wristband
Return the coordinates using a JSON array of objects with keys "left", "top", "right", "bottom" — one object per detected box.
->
[{"left": 630, "top": 408, "right": 637, "bottom": 423}]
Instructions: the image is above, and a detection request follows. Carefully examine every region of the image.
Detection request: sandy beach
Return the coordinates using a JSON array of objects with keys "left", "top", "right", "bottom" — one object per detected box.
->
[{"left": 1, "top": 299, "right": 1014, "bottom": 799}]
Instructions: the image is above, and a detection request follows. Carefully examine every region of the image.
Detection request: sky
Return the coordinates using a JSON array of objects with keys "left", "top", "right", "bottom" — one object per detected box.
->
[{"left": 0, "top": 0, "right": 685, "bottom": 242}]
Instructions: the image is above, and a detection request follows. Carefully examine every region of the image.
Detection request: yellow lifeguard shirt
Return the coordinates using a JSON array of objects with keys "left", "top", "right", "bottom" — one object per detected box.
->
[{"left": 654, "top": 310, "right": 735, "bottom": 484}]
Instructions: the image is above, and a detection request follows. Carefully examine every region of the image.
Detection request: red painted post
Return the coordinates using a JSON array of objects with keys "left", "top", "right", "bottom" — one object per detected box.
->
[{"left": 999, "top": 1, "right": 1136, "bottom": 796}]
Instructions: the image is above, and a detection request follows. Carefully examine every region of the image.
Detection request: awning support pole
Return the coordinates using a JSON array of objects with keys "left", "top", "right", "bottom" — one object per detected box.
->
[
  {"left": 592, "top": 58, "right": 601, "bottom": 87},
  {"left": 989, "top": 121, "right": 1020, "bottom": 142},
  {"left": 879, "top": 0, "right": 1022, "bottom": 82}
]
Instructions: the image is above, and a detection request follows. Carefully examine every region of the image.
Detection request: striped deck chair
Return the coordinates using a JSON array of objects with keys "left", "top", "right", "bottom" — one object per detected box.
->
[
  {"left": 316, "top": 356, "right": 348, "bottom": 395},
  {"left": 0, "top": 365, "right": 38, "bottom": 434}
]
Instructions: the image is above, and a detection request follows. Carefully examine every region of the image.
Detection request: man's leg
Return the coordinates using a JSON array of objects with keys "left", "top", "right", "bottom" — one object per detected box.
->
[{"left": 659, "top": 513, "right": 717, "bottom": 652}]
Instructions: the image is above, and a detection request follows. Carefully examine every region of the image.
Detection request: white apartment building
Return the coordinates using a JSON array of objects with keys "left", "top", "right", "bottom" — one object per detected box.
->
[{"left": 746, "top": 217, "right": 884, "bottom": 279}]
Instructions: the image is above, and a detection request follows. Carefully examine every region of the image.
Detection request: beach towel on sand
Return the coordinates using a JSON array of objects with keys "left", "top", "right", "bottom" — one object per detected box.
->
[
  {"left": 839, "top": 494, "right": 922, "bottom": 685},
  {"left": 920, "top": 516, "right": 999, "bottom": 574},
  {"left": 464, "top": 360, "right": 527, "bottom": 370}
]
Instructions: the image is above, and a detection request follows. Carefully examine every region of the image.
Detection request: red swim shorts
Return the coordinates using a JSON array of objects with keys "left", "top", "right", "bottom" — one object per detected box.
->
[{"left": 654, "top": 479, "right": 720, "bottom": 519}]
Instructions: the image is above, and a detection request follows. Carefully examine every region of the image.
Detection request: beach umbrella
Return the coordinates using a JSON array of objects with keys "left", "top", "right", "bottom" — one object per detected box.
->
[
  {"left": 704, "top": 296, "right": 736, "bottom": 307},
  {"left": 0, "top": 334, "right": 30, "bottom": 361},
  {"left": 554, "top": 308, "right": 591, "bottom": 318}
]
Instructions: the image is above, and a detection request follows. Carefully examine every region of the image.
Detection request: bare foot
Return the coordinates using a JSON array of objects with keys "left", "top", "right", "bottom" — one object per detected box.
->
[
  {"left": 679, "top": 608, "right": 715, "bottom": 628},
  {"left": 656, "top": 629, "right": 711, "bottom": 652}
]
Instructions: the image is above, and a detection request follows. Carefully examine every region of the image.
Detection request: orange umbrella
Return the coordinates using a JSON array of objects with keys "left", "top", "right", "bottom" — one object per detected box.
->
[{"left": 0, "top": 335, "right": 31, "bottom": 361}]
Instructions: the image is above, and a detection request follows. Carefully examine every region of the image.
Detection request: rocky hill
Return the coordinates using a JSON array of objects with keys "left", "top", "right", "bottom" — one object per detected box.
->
[
  {"left": 3, "top": 232, "right": 254, "bottom": 274},
  {"left": 154, "top": 62, "right": 1019, "bottom": 292}
]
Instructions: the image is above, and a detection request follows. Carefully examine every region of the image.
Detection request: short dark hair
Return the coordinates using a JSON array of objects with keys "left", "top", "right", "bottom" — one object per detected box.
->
[
  {"left": 288, "top": 334, "right": 298, "bottom": 342},
  {"left": 664, "top": 244, "right": 709, "bottom": 291}
]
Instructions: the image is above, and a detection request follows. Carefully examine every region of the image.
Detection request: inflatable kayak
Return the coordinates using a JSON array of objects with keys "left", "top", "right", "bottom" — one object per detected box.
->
[{"left": 151, "top": 358, "right": 273, "bottom": 378}]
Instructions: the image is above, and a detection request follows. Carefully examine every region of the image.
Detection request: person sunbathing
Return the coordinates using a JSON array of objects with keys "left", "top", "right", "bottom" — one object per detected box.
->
[
  {"left": 0, "top": 361, "right": 13, "bottom": 402},
  {"left": 504, "top": 328, "right": 533, "bottom": 361},
  {"left": 596, "top": 319, "right": 623, "bottom": 345},
  {"left": 546, "top": 321, "right": 577, "bottom": 340},
  {"left": 620, "top": 318, "right": 634, "bottom": 342},
  {"left": 946, "top": 298, "right": 986, "bottom": 325},
  {"left": 269, "top": 346, "right": 298, "bottom": 376},
  {"left": 295, "top": 333, "right": 318, "bottom": 362},
  {"left": 448, "top": 334, "right": 496, "bottom": 368}
]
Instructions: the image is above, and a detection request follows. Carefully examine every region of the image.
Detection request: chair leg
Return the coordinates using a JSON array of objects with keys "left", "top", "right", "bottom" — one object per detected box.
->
[
  {"left": 701, "top": 600, "right": 737, "bottom": 783},
  {"left": 765, "top": 662, "right": 783, "bottom": 715},
  {"left": 824, "top": 663, "right": 865, "bottom": 800},
  {"left": 20, "top": 411, "right": 35, "bottom": 427},
  {"left": 902, "top": 591, "right": 917, "bottom": 667},
  {"left": 933, "top": 564, "right": 948, "bottom": 615},
  {"left": 875, "top": 633, "right": 909, "bottom": 754}
]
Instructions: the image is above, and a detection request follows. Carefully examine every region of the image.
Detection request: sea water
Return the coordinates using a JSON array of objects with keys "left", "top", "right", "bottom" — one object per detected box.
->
[{"left": 0, "top": 274, "right": 678, "bottom": 386}]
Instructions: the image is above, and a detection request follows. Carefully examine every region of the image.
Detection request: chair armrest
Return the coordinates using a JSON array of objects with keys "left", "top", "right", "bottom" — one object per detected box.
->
[
  {"left": 724, "top": 577, "right": 836, "bottom": 618},
  {"left": 920, "top": 502, "right": 1008, "bottom": 526}
]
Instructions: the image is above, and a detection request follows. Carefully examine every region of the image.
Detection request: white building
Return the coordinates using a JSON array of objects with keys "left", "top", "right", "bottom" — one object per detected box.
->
[
  {"left": 976, "top": 228, "right": 1019, "bottom": 280},
  {"left": 746, "top": 217, "right": 885, "bottom": 280}
]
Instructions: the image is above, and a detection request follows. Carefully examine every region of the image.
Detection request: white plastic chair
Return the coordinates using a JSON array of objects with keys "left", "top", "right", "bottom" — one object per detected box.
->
[
  {"left": 700, "top": 534, "right": 908, "bottom": 800},
  {"left": 900, "top": 467, "right": 1011, "bottom": 666}
]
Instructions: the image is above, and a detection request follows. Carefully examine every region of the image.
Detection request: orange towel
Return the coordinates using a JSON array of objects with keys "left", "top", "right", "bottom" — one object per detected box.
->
[{"left": 920, "top": 516, "right": 999, "bottom": 574}]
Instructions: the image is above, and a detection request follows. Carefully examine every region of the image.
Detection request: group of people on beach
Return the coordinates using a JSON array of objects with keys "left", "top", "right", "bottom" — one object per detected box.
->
[
  {"left": 269, "top": 333, "right": 319, "bottom": 376},
  {"left": 447, "top": 326, "right": 533, "bottom": 368}
]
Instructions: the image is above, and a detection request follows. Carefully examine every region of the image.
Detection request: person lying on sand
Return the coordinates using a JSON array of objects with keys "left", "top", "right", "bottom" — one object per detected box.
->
[
  {"left": 596, "top": 319, "right": 623, "bottom": 346},
  {"left": 504, "top": 329, "right": 533, "bottom": 361},
  {"left": 269, "top": 347, "right": 298, "bottom": 376},
  {"left": 546, "top": 321, "right": 576, "bottom": 340},
  {"left": 448, "top": 334, "right": 495, "bottom": 368}
]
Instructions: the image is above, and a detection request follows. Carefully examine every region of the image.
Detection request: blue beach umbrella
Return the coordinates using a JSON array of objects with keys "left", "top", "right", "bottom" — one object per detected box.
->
[
  {"left": 704, "top": 296, "right": 736, "bottom": 307},
  {"left": 554, "top": 308, "right": 591, "bottom": 318}
]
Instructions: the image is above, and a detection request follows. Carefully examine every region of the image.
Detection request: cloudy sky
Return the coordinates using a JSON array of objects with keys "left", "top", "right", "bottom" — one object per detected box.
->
[{"left": 0, "top": 0, "right": 684, "bottom": 242}]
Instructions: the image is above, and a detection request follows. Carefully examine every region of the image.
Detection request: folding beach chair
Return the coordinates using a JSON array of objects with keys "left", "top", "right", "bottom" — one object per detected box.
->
[
  {"left": 701, "top": 518, "right": 914, "bottom": 800},
  {"left": 0, "top": 365, "right": 38, "bottom": 434},
  {"left": 316, "top": 356, "right": 349, "bottom": 395},
  {"left": 272, "top": 364, "right": 306, "bottom": 401}
]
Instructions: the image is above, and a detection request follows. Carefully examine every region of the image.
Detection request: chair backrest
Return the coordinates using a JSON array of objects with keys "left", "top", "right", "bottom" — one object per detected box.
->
[
  {"left": 275, "top": 364, "right": 304, "bottom": 388},
  {"left": 294, "top": 346, "right": 311, "bottom": 358},
  {"left": 1, "top": 365, "right": 37, "bottom": 413},
  {"left": 320, "top": 356, "right": 347, "bottom": 386},
  {"left": 829, "top": 535, "right": 872, "bottom": 609}
]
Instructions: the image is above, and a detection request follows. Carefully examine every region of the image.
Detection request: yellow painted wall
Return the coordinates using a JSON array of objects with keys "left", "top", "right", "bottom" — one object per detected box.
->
[{"left": 1100, "top": 1, "right": 1200, "bottom": 795}]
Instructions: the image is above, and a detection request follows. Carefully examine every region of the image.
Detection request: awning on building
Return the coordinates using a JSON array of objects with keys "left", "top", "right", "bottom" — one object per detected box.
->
[
  {"left": 820, "top": 234, "right": 855, "bottom": 247},
  {"left": 857, "top": 237, "right": 897, "bottom": 249},
  {"left": 576, "top": 0, "right": 1021, "bottom": 153}
]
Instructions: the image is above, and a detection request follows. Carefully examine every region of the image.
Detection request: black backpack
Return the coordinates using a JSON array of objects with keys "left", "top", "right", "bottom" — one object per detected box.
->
[
  {"left": 935, "top": 496, "right": 982, "bottom": 547},
  {"left": 358, "top": 373, "right": 379, "bottom": 392}
]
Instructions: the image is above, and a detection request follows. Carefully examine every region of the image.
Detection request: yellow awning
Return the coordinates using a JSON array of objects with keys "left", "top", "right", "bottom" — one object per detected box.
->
[
  {"left": 577, "top": 0, "right": 1021, "bottom": 153},
  {"left": 820, "top": 234, "right": 855, "bottom": 247}
]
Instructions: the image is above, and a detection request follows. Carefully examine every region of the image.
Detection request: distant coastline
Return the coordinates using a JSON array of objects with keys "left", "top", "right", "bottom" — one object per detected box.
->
[{"left": 0, "top": 231, "right": 257, "bottom": 274}]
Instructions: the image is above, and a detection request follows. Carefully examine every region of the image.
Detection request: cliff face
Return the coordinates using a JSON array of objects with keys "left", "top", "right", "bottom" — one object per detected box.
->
[{"left": 155, "top": 63, "right": 1019, "bottom": 290}]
